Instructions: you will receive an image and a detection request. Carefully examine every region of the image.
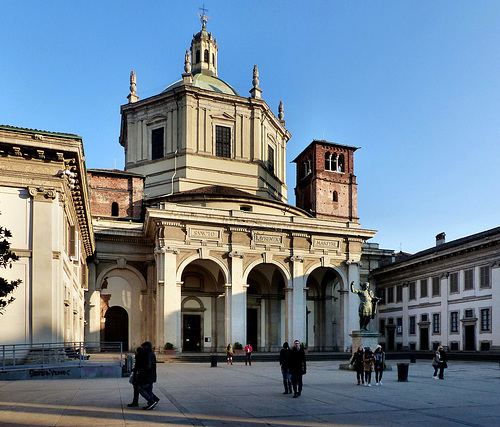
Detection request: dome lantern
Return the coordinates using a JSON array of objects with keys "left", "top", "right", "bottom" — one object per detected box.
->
[{"left": 191, "top": 8, "right": 218, "bottom": 77}]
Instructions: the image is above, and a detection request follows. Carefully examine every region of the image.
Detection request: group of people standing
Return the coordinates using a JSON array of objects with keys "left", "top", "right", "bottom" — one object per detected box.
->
[
  {"left": 279, "top": 340, "right": 307, "bottom": 398},
  {"left": 350, "top": 345, "right": 386, "bottom": 386},
  {"left": 225, "top": 343, "right": 253, "bottom": 365}
]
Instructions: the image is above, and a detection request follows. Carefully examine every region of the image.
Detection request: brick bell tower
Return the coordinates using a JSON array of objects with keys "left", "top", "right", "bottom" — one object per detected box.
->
[{"left": 293, "top": 140, "right": 358, "bottom": 221}]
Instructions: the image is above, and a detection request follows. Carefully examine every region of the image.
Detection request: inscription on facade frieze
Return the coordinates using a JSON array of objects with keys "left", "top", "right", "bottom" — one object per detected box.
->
[
  {"left": 312, "top": 237, "right": 340, "bottom": 253},
  {"left": 192, "top": 229, "right": 219, "bottom": 238},
  {"left": 252, "top": 232, "right": 284, "bottom": 248},
  {"left": 187, "top": 226, "right": 223, "bottom": 244}
]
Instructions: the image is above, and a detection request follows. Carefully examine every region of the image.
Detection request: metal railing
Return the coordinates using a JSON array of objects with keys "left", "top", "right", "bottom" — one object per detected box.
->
[{"left": 1, "top": 342, "right": 123, "bottom": 371}]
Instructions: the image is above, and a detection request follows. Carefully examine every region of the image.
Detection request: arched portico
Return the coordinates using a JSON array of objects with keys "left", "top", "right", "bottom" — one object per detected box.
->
[{"left": 305, "top": 266, "right": 346, "bottom": 351}]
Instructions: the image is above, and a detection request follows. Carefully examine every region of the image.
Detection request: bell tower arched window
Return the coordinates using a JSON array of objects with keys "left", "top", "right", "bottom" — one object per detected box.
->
[
  {"left": 338, "top": 154, "right": 344, "bottom": 172},
  {"left": 204, "top": 49, "right": 209, "bottom": 63},
  {"left": 196, "top": 50, "right": 200, "bottom": 63}
]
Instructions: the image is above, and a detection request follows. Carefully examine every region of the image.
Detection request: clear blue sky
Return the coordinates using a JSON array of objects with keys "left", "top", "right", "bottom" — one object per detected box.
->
[{"left": 2, "top": 1, "right": 499, "bottom": 254}]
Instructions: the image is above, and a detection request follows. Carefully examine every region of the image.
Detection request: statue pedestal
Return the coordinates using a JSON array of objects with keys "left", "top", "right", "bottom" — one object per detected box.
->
[{"left": 349, "top": 331, "right": 381, "bottom": 354}]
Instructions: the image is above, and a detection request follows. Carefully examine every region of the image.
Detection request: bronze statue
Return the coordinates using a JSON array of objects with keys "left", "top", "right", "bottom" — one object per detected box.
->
[{"left": 350, "top": 281, "right": 381, "bottom": 331}]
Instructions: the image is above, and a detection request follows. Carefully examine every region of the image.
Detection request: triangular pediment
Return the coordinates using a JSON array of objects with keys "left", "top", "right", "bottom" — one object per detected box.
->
[{"left": 210, "top": 112, "right": 235, "bottom": 121}]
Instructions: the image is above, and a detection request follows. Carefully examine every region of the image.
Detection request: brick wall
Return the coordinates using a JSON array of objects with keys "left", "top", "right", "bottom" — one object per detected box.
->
[
  {"left": 294, "top": 141, "right": 358, "bottom": 220},
  {"left": 87, "top": 170, "right": 144, "bottom": 219}
]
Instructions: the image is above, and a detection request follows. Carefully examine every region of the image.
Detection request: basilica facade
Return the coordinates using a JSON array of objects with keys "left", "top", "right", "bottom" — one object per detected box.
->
[{"left": 84, "top": 17, "right": 376, "bottom": 353}]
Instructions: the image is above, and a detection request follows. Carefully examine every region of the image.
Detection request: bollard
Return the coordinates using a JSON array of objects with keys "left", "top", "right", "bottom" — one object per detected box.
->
[
  {"left": 125, "top": 353, "right": 134, "bottom": 374},
  {"left": 397, "top": 362, "right": 409, "bottom": 381},
  {"left": 210, "top": 355, "right": 218, "bottom": 367}
]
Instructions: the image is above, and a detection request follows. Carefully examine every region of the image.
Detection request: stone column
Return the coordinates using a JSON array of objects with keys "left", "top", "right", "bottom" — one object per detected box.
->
[
  {"left": 163, "top": 249, "right": 181, "bottom": 351},
  {"left": 29, "top": 187, "right": 57, "bottom": 343},
  {"left": 440, "top": 273, "right": 450, "bottom": 349},
  {"left": 86, "top": 260, "right": 101, "bottom": 343},
  {"left": 154, "top": 247, "right": 165, "bottom": 349},
  {"left": 229, "top": 251, "right": 247, "bottom": 345},
  {"left": 290, "top": 255, "right": 307, "bottom": 343},
  {"left": 224, "top": 283, "right": 232, "bottom": 348},
  {"left": 346, "top": 261, "right": 361, "bottom": 350}
]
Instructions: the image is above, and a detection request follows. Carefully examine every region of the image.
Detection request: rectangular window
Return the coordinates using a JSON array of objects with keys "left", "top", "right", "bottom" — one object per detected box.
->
[
  {"left": 151, "top": 127, "right": 164, "bottom": 160},
  {"left": 421, "top": 314, "right": 428, "bottom": 322},
  {"left": 464, "top": 269, "right": 474, "bottom": 290},
  {"left": 420, "top": 279, "right": 428, "bottom": 298},
  {"left": 396, "top": 285, "right": 403, "bottom": 302},
  {"left": 68, "top": 224, "right": 76, "bottom": 258},
  {"left": 215, "top": 125, "right": 231, "bottom": 158},
  {"left": 397, "top": 317, "right": 403, "bottom": 335},
  {"left": 480, "top": 266, "right": 490, "bottom": 289},
  {"left": 480, "top": 309, "right": 491, "bottom": 332},
  {"left": 433, "top": 313, "right": 440, "bottom": 334},
  {"left": 376, "top": 287, "right": 385, "bottom": 304},
  {"left": 450, "top": 272, "right": 459, "bottom": 293},
  {"left": 465, "top": 309, "right": 474, "bottom": 318},
  {"left": 387, "top": 287, "right": 394, "bottom": 303},
  {"left": 432, "top": 276, "right": 440, "bottom": 297},
  {"left": 268, "top": 145, "right": 275, "bottom": 174},
  {"left": 409, "top": 281, "right": 416, "bottom": 300},
  {"left": 450, "top": 312, "right": 458, "bottom": 333},
  {"left": 379, "top": 319, "right": 385, "bottom": 336},
  {"left": 409, "top": 316, "right": 416, "bottom": 335}
]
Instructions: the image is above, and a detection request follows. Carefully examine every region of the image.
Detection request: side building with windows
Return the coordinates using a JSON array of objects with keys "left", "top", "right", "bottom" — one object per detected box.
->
[
  {"left": 0, "top": 125, "right": 94, "bottom": 345},
  {"left": 371, "top": 229, "right": 500, "bottom": 353}
]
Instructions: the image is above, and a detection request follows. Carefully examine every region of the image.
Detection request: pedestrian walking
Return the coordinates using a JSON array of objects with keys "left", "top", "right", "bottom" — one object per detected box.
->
[
  {"left": 128, "top": 346, "right": 159, "bottom": 408},
  {"left": 245, "top": 343, "right": 253, "bottom": 366},
  {"left": 349, "top": 345, "right": 365, "bottom": 385},
  {"left": 226, "top": 343, "right": 233, "bottom": 365},
  {"left": 363, "top": 346, "right": 375, "bottom": 387},
  {"left": 432, "top": 351, "right": 440, "bottom": 378},
  {"left": 279, "top": 342, "right": 292, "bottom": 394},
  {"left": 373, "top": 345, "right": 385, "bottom": 386},
  {"left": 136, "top": 341, "right": 159, "bottom": 410},
  {"left": 289, "top": 340, "right": 306, "bottom": 398},
  {"left": 437, "top": 346, "right": 447, "bottom": 379}
]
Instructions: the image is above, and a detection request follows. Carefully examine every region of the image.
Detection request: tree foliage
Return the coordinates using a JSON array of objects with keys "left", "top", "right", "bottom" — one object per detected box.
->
[{"left": 0, "top": 222, "right": 22, "bottom": 314}]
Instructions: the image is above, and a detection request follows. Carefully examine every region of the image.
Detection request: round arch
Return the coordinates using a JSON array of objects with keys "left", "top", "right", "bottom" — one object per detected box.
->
[
  {"left": 104, "top": 306, "right": 129, "bottom": 349},
  {"left": 243, "top": 258, "right": 291, "bottom": 284},
  {"left": 176, "top": 253, "right": 229, "bottom": 284},
  {"left": 303, "top": 263, "right": 348, "bottom": 291},
  {"left": 96, "top": 264, "right": 147, "bottom": 292}
]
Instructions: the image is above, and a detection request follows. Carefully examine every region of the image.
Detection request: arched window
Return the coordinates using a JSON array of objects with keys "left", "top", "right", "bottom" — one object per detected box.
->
[
  {"left": 332, "top": 191, "right": 338, "bottom": 202},
  {"left": 325, "top": 152, "right": 331, "bottom": 170},
  {"left": 111, "top": 202, "right": 119, "bottom": 216},
  {"left": 338, "top": 154, "right": 344, "bottom": 172},
  {"left": 204, "top": 49, "right": 209, "bottom": 63},
  {"left": 196, "top": 50, "right": 200, "bottom": 63},
  {"left": 212, "top": 53, "right": 215, "bottom": 65},
  {"left": 303, "top": 158, "right": 311, "bottom": 177}
]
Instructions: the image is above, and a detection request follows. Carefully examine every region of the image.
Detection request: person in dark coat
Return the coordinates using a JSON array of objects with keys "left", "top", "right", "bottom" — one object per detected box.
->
[
  {"left": 289, "top": 340, "right": 306, "bottom": 398},
  {"left": 349, "top": 345, "right": 365, "bottom": 385},
  {"left": 279, "top": 342, "right": 292, "bottom": 394},
  {"left": 136, "top": 341, "right": 159, "bottom": 410},
  {"left": 437, "top": 346, "right": 448, "bottom": 379},
  {"left": 128, "top": 346, "right": 159, "bottom": 408}
]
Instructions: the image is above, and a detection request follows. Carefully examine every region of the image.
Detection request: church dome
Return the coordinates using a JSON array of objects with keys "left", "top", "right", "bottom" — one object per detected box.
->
[{"left": 163, "top": 73, "right": 239, "bottom": 96}]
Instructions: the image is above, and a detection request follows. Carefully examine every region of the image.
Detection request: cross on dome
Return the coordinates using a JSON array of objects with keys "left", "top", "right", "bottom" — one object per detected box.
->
[{"left": 197, "top": 4, "right": 210, "bottom": 29}]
